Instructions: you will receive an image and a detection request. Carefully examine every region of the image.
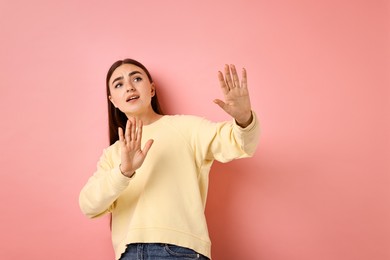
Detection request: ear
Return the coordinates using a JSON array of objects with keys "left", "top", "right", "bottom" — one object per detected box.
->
[
  {"left": 151, "top": 83, "right": 156, "bottom": 97},
  {"left": 109, "top": 96, "right": 118, "bottom": 108}
]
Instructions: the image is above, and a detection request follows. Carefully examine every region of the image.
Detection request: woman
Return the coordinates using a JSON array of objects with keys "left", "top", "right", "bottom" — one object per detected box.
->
[{"left": 79, "top": 59, "right": 260, "bottom": 259}]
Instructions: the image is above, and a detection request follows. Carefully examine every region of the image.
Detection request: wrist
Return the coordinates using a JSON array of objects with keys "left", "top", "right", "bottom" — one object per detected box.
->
[
  {"left": 236, "top": 111, "right": 253, "bottom": 128},
  {"left": 119, "top": 164, "right": 136, "bottom": 178}
]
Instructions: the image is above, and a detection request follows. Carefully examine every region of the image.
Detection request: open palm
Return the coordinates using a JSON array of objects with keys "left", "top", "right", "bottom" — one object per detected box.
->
[
  {"left": 118, "top": 118, "right": 153, "bottom": 177},
  {"left": 214, "top": 64, "right": 252, "bottom": 127}
]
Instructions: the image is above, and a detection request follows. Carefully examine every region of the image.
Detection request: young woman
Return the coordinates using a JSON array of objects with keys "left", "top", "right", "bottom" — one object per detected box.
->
[{"left": 79, "top": 59, "right": 260, "bottom": 260}]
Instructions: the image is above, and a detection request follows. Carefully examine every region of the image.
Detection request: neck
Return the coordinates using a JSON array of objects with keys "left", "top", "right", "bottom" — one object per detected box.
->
[{"left": 125, "top": 109, "right": 163, "bottom": 125}]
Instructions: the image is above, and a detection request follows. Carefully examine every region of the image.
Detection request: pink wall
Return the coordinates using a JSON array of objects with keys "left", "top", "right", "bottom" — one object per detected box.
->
[{"left": 0, "top": 0, "right": 389, "bottom": 259}]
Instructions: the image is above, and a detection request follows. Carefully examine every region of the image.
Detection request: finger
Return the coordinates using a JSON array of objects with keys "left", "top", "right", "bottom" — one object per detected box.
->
[
  {"left": 136, "top": 119, "right": 143, "bottom": 142},
  {"left": 118, "top": 127, "right": 125, "bottom": 146},
  {"left": 125, "top": 120, "right": 131, "bottom": 143},
  {"left": 218, "top": 71, "right": 229, "bottom": 94},
  {"left": 231, "top": 64, "right": 240, "bottom": 88},
  {"left": 142, "top": 139, "right": 154, "bottom": 156},
  {"left": 130, "top": 117, "right": 136, "bottom": 141},
  {"left": 224, "top": 64, "right": 234, "bottom": 89},
  {"left": 241, "top": 68, "right": 247, "bottom": 89}
]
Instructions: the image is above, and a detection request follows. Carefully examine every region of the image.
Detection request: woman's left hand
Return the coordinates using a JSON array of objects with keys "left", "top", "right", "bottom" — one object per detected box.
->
[{"left": 214, "top": 64, "right": 253, "bottom": 128}]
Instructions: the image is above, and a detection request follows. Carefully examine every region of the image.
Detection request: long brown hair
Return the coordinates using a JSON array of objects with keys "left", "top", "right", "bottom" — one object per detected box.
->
[{"left": 106, "top": 59, "right": 164, "bottom": 145}]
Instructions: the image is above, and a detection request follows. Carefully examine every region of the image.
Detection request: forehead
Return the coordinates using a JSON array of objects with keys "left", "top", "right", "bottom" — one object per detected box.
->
[{"left": 110, "top": 64, "right": 146, "bottom": 81}]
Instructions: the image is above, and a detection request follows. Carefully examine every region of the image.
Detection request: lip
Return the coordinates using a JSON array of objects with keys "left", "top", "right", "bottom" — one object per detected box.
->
[{"left": 126, "top": 95, "right": 140, "bottom": 102}]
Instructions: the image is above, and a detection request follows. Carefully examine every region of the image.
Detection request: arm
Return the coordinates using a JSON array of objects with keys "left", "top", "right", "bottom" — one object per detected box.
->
[
  {"left": 191, "top": 64, "right": 259, "bottom": 163},
  {"left": 79, "top": 149, "right": 131, "bottom": 218},
  {"left": 193, "top": 113, "right": 260, "bottom": 163}
]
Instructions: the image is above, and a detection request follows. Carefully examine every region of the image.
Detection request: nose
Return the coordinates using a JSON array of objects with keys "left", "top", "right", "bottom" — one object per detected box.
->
[{"left": 126, "top": 82, "right": 135, "bottom": 92}]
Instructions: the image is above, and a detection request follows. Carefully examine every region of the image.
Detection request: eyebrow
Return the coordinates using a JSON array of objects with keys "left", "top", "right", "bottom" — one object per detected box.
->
[{"left": 111, "top": 70, "right": 142, "bottom": 86}]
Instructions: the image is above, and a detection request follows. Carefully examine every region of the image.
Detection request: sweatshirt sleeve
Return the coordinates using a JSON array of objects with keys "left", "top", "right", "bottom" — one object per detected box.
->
[
  {"left": 194, "top": 111, "right": 260, "bottom": 163},
  {"left": 79, "top": 146, "right": 131, "bottom": 218},
  {"left": 231, "top": 111, "right": 260, "bottom": 157}
]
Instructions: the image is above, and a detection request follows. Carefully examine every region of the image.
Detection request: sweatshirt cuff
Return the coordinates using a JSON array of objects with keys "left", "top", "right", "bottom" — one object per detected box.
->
[{"left": 109, "top": 166, "right": 131, "bottom": 191}]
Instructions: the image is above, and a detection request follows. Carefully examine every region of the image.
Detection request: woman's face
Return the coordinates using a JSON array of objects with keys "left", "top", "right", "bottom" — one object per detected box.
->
[{"left": 108, "top": 63, "right": 155, "bottom": 117}]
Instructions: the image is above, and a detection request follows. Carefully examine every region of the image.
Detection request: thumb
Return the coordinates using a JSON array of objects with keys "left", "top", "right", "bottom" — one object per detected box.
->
[
  {"left": 213, "top": 99, "right": 227, "bottom": 111},
  {"left": 142, "top": 139, "right": 154, "bottom": 155}
]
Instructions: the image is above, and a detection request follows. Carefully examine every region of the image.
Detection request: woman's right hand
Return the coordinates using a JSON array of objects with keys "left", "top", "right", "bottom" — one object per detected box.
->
[{"left": 118, "top": 118, "right": 154, "bottom": 177}]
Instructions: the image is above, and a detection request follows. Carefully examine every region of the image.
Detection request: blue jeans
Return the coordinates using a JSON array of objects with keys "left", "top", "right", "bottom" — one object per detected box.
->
[{"left": 119, "top": 243, "right": 210, "bottom": 260}]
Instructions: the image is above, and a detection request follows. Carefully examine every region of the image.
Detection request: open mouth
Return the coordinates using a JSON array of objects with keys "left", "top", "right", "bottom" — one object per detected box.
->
[{"left": 126, "top": 96, "right": 139, "bottom": 102}]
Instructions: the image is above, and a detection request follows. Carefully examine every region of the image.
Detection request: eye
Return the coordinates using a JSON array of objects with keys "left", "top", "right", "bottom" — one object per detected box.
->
[
  {"left": 133, "top": 76, "right": 143, "bottom": 82},
  {"left": 114, "top": 83, "right": 123, "bottom": 89}
]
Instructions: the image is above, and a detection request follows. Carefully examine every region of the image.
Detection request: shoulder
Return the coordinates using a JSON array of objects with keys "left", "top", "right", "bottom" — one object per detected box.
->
[{"left": 101, "top": 141, "right": 121, "bottom": 159}]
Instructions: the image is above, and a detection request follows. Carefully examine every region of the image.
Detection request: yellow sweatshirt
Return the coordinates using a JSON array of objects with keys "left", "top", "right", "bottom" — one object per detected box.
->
[{"left": 79, "top": 113, "right": 260, "bottom": 259}]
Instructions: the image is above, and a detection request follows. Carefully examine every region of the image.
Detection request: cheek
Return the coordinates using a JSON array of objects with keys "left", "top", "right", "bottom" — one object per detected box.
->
[
  {"left": 109, "top": 94, "right": 119, "bottom": 107},
  {"left": 111, "top": 90, "right": 122, "bottom": 99}
]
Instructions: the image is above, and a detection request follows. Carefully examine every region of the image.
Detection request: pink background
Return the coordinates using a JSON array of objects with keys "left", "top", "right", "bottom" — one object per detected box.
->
[{"left": 1, "top": 0, "right": 389, "bottom": 259}]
